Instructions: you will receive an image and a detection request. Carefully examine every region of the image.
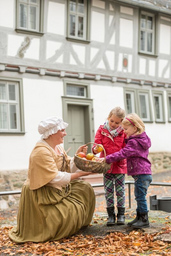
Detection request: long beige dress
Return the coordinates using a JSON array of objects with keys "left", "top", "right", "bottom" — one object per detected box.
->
[{"left": 9, "top": 142, "right": 95, "bottom": 243}]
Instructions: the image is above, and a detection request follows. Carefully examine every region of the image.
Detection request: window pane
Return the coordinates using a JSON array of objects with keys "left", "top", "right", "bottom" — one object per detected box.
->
[
  {"left": 30, "top": 6, "right": 37, "bottom": 30},
  {"left": 78, "top": 0, "right": 84, "bottom": 13},
  {"left": 140, "top": 31, "right": 145, "bottom": 51},
  {"left": 78, "top": 16, "right": 84, "bottom": 37},
  {"left": 70, "top": 15, "right": 76, "bottom": 36},
  {"left": 154, "top": 96, "right": 160, "bottom": 119},
  {"left": 139, "top": 95, "right": 147, "bottom": 119},
  {"left": 20, "top": 4, "right": 27, "bottom": 28},
  {"left": 70, "top": 0, "right": 76, "bottom": 12},
  {"left": 0, "top": 104, "right": 8, "bottom": 129},
  {"left": 30, "top": 0, "right": 38, "bottom": 3},
  {"left": 141, "top": 15, "right": 146, "bottom": 28},
  {"left": 126, "top": 93, "right": 133, "bottom": 113},
  {"left": 0, "top": 84, "right": 6, "bottom": 100},
  {"left": 10, "top": 105, "right": 17, "bottom": 129},
  {"left": 8, "top": 84, "right": 16, "bottom": 101},
  {"left": 67, "top": 85, "right": 85, "bottom": 97},
  {"left": 169, "top": 97, "right": 171, "bottom": 119},
  {"left": 147, "top": 33, "right": 152, "bottom": 52},
  {"left": 147, "top": 16, "right": 153, "bottom": 30}
]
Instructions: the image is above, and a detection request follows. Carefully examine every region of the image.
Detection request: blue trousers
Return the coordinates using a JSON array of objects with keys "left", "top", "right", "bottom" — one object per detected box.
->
[{"left": 132, "top": 174, "right": 152, "bottom": 213}]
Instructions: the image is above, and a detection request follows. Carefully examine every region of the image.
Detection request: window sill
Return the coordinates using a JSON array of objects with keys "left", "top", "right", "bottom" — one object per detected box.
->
[
  {"left": 155, "top": 121, "right": 166, "bottom": 124},
  {"left": 66, "top": 37, "right": 90, "bottom": 44},
  {"left": 143, "top": 121, "right": 153, "bottom": 123},
  {"left": 15, "top": 28, "right": 44, "bottom": 36},
  {"left": 0, "top": 132, "right": 25, "bottom": 135},
  {"left": 138, "top": 51, "right": 158, "bottom": 58}
]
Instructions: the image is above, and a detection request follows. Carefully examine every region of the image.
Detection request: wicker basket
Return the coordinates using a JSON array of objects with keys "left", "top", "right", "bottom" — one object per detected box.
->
[{"left": 74, "top": 142, "right": 111, "bottom": 174}]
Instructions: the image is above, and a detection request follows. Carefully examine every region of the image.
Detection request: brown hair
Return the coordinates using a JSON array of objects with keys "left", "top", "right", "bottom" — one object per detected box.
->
[
  {"left": 108, "top": 107, "right": 125, "bottom": 120},
  {"left": 122, "top": 113, "right": 145, "bottom": 135}
]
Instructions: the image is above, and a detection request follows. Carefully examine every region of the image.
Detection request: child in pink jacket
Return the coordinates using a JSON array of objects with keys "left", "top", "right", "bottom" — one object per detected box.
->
[{"left": 93, "top": 107, "right": 127, "bottom": 226}]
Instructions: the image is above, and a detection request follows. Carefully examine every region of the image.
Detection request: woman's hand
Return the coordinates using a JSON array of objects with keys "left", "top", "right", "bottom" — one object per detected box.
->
[
  {"left": 71, "top": 171, "right": 92, "bottom": 180},
  {"left": 76, "top": 145, "right": 88, "bottom": 155}
]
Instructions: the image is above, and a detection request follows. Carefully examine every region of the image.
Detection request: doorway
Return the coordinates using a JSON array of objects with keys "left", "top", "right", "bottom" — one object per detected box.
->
[{"left": 62, "top": 97, "right": 94, "bottom": 156}]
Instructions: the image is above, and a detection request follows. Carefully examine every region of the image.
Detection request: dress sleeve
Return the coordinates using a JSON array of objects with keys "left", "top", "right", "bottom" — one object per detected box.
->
[
  {"left": 48, "top": 171, "right": 71, "bottom": 186},
  {"left": 29, "top": 145, "right": 59, "bottom": 190}
]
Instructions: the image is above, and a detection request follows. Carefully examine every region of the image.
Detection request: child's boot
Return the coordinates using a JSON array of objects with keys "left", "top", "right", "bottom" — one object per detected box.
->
[
  {"left": 117, "top": 207, "right": 125, "bottom": 225},
  {"left": 131, "top": 212, "right": 149, "bottom": 228},
  {"left": 107, "top": 207, "right": 115, "bottom": 226},
  {"left": 127, "top": 211, "right": 140, "bottom": 226}
]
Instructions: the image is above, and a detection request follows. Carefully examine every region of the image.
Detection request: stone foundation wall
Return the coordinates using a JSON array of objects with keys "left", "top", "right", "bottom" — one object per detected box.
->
[{"left": 0, "top": 152, "right": 171, "bottom": 210}]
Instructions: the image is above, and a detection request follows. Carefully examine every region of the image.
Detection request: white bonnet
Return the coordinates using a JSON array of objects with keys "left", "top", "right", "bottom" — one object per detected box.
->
[{"left": 38, "top": 116, "right": 68, "bottom": 139}]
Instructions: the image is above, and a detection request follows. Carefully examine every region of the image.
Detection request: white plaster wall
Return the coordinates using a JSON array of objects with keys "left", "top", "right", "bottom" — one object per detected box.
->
[
  {"left": 72, "top": 44, "right": 86, "bottom": 64},
  {"left": 91, "top": 11, "right": 105, "bottom": 42},
  {"left": 159, "top": 24, "right": 170, "bottom": 55},
  {"left": 0, "top": 0, "right": 14, "bottom": 28},
  {"left": 47, "top": 1, "right": 65, "bottom": 35},
  {"left": 146, "top": 123, "right": 171, "bottom": 152},
  {"left": 8, "top": 35, "right": 25, "bottom": 57},
  {"left": 0, "top": 78, "right": 63, "bottom": 171},
  {"left": 46, "top": 41, "right": 62, "bottom": 59},
  {"left": 91, "top": 84, "right": 125, "bottom": 133},
  {"left": 158, "top": 59, "right": 170, "bottom": 78},
  {"left": 119, "top": 18, "right": 133, "bottom": 48}
]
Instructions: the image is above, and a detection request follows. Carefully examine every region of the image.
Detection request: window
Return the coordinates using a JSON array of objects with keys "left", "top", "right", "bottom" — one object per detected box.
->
[
  {"left": 16, "top": 0, "right": 44, "bottom": 34},
  {"left": 138, "top": 91, "right": 151, "bottom": 121},
  {"left": 66, "top": 84, "right": 87, "bottom": 98},
  {"left": 67, "top": 0, "right": 90, "bottom": 41},
  {"left": 0, "top": 79, "right": 24, "bottom": 133},
  {"left": 124, "top": 89, "right": 152, "bottom": 122},
  {"left": 139, "top": 11, "right": 156, "bottom": 55},
  {"left": 152, "top": 91, "right": 165, "bottom": 122},
  {"left": 125, "top": 91, "right": 136, "bottom": 113},
  {"left": 167, "top": 93, "right": 171, "bottom": 122},
  {"left": 64, "top": 80, "right": 90, "bottom": 98}
]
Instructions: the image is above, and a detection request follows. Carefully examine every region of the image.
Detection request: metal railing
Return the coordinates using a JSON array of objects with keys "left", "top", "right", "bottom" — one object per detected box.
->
[{"left": 0, "top": 181, "right": 171, "bottom": 209}]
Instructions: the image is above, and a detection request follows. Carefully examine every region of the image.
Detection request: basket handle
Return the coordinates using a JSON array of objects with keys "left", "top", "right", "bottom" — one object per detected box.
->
[{"left": 85, "top": 142, "right": 106, "bottom": 158}]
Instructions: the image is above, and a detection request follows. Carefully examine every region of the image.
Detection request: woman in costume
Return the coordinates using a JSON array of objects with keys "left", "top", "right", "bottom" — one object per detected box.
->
[{"left": 9, "top": 116, "right": 95, "bottom": 243}]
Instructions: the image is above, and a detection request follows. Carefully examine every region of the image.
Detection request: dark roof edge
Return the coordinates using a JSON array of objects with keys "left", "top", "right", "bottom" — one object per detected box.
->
[{"left": 115, "top": 0, "right": 171, "bottom": 15}]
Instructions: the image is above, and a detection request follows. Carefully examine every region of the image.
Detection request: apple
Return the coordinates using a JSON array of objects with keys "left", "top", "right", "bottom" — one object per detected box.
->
[
  {"left": 86, "top": 153, "right": 94, "bottom": 160},
  {"left": 96, "top": 145, "right": 103, "bottom": 153},
  {"left": 77, "top": 152, "right": 86, "bottom": 158}
]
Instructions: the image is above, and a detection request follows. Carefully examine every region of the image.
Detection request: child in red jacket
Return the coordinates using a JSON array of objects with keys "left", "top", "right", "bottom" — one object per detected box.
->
[{"left": 93, "top": 107, "right": 127, "bottom": 226}]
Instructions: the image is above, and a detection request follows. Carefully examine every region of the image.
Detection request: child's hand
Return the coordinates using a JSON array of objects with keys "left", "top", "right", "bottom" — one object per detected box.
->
[
  {"left": 98, "top": 157, "right": 105, "bottom": 162},
  {"left": 94, "top": 144, "right": 103, "bottom": 154}
]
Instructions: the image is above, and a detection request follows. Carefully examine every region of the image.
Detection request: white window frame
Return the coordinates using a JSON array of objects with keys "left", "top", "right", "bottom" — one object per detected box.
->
[
  {"left": 67, "top": 0, "right": 90, "bottom": 41},
  {"left": 139, "top": 10, "right": 156, "bottom": 55},
  {"left": 66, "top": 84, "right": 87, "bottom": 98},
  {"left": 16, "top": 0, "right": 44, "bottom": 35},
  {"left": 64, "top": 80, "right": 90, "bottom": 98},
  {"left": 125, "top": 90, "right": 136, "bottom": 114},
  {"left": 167, "top": 92, "right": 171, "bottom": 122},
  {"left": 137, "top": 91, "right": 151, "bottom": 121},
  {"left": 0, "top": 78, "right": 24, "bottom": 133},
  {"left": 124, "top": 89, "right": 152, "bottom": 122},
  {"left": 152, "top": 91, "right": 165, "bottom": 123}
]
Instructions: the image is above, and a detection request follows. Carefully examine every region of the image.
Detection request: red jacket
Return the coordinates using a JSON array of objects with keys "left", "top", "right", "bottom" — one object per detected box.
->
[{"left": 93, "top": 125, "right": 127, "bottom": 174}]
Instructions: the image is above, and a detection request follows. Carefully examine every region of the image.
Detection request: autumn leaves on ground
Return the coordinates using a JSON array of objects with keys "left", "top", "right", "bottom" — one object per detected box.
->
[
  {"left": 0, "top": 222, "right": 171, "bottom": 255},
  {"left": 0, "top": 207, "right": 171, "bottom": 256}
]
